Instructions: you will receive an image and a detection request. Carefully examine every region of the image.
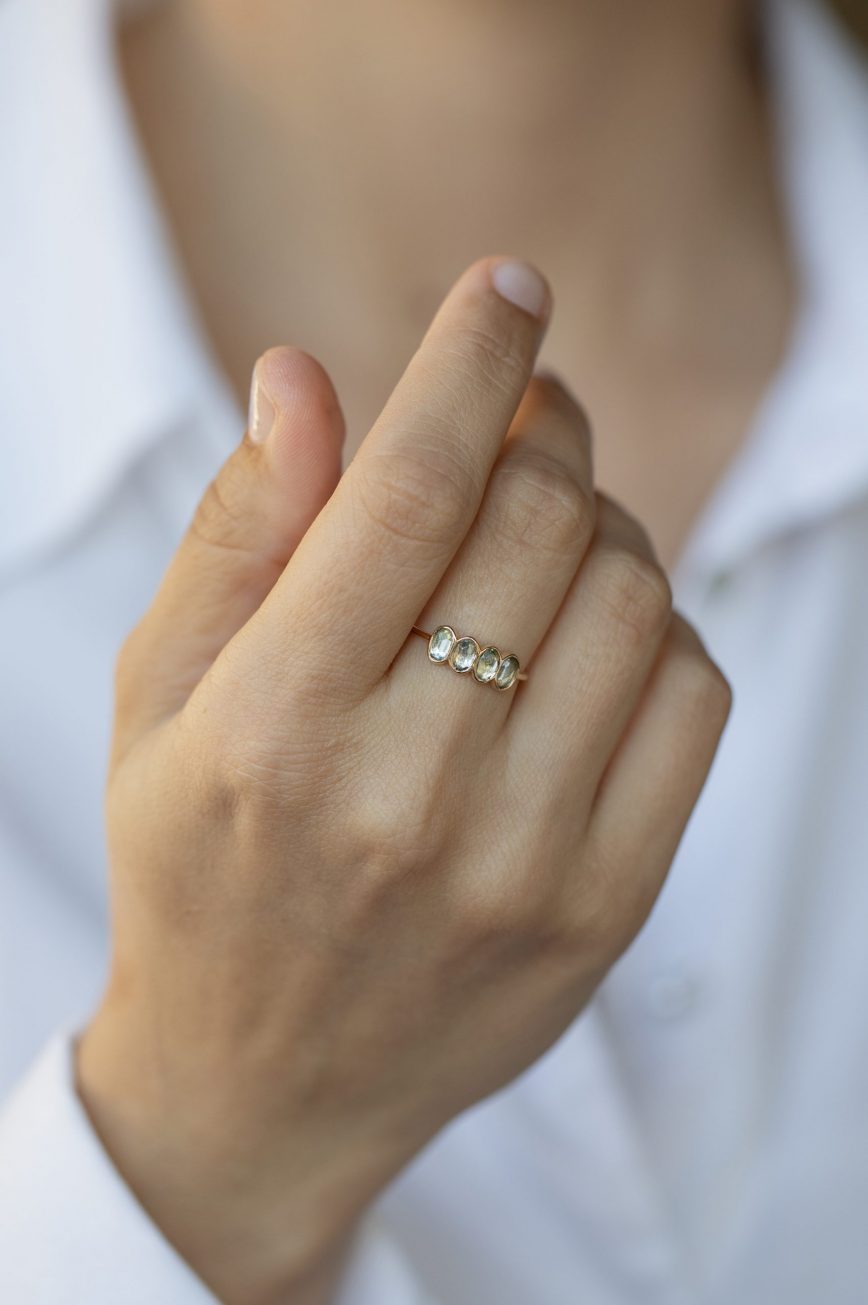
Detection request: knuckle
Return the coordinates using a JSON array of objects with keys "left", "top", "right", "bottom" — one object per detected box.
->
[
  {"left": 354, "top": 447, "right": 473, "bottom": 554},
  {"left": 113, "top": 626, "right": 137, "bottom": 686},
  {"left": 577, "top": 854, "right": 652, "bottom": 959},
  {"left": 113, "top": 621, "right": 147, "bottom": 711},
  {"left": 215, "top": 694, "right": 350, "bottom": 815},
  {"left": 219, "top": 740, "right": 296, "bottom": 812},
  {"left": 572, "top": 884, "right": 619, "bottom": 955},
  {"left": 190, "top": 460, "right": 253, "bottom": 558},
  {"left": 677, "top": 646, "right": 734, "bottom": 723},
  {"left": 454, "top": 886, "right": 546, "bottom": 952},
  {"left": 445, "top": 320, "right": 528, "bottom": 396},
  {"left": 344, "top": 797, "right": 441, "bottom": 911},
  {"left": 193, "top": 744, "right": 247, "bottom": 831},
  {"left": 594, "top": 493, "right": 660, "bottom": 562},
  {"left": 488, "top": 454, "right": 595, "bottom": 557},
  {"left": 452, "top": 851, "right": 566, "bottom": 953},
  {"left": 531, "top": 372, "right": 591, "bottom": 429},
  {"left": 597, "top": 548, "right": 673, "bottom": 643}
]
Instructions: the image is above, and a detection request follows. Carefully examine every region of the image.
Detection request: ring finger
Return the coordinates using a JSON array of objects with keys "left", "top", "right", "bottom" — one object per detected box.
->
[{"left": 509, "top": 492, "right": 674, "bottom": 809}]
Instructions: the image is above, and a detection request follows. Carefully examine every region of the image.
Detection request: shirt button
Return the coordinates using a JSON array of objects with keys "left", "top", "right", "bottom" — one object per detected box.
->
[
  {"left": 643, "top": 969, "right": 702, "bottom": 1021},
  {"left": 710, "top": 567, "right": 733, "bottom": 591}
]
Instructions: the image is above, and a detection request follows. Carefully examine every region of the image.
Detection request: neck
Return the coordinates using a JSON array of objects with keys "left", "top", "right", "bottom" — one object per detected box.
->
[{"left": 120, "top": 1, "right": 795, "bottom": 568}]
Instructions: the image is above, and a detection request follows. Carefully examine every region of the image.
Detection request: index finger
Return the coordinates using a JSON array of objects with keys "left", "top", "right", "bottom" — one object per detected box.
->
[{"left": 251, "top": 255, "right": 552, "bottom": 696}]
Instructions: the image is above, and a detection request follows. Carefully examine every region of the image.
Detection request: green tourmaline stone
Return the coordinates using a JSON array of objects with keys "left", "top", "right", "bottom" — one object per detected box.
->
[
  {"left": 429, "top": 626, "right": 456, "bottom": 663},
  {"left": 449, "top": 637, "right": 480, "bottom": 673},
  {"left": 474, "top": 646, "right": 500, "bottom": 683},
  {"left": 494, "top": 655, "right": 520, "bottom": 689}
]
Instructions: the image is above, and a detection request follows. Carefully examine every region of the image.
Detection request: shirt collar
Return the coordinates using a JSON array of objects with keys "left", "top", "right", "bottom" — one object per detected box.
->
[
  {"left": 2, "top": 0, "right": 868, "bottom": 581},
  {"left": 0, "top": 0, "right": 237, "bottom": 580}
]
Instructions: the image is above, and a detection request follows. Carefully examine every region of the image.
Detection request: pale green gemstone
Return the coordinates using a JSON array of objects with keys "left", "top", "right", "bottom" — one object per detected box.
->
[
  {"left": 473, "top": 646, "right": 500, "bottom": 683},
  {"left": 494, "top": 654, "right": 520, "bottom": 690},
  {"left": 449, "top": 636, "right": 480, "bottom": 673},
  {"left": 429, "top": 626, "right": 456, "bottom": 663}
]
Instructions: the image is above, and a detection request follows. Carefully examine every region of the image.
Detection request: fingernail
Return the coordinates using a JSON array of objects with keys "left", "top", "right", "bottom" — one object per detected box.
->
[
  {"left": 491, "top": 259, "right": 550, "bottom": 320},
  {"left": 247, "top": 358, "right": 276, "bottom": 444}
]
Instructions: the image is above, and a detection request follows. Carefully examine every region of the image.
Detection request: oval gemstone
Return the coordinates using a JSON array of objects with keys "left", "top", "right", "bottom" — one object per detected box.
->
[
  {"left": 474, "top": 646, "right": 500, "bottom": 683},
  {"left": 429, "top": 625, "right": 456, "bottom": 663},
  {"left": 449, "top": 636, "right": 480, "bottom": 673},
  {"left": 494, "top": 654, "right": 520, "bottom": 690}
]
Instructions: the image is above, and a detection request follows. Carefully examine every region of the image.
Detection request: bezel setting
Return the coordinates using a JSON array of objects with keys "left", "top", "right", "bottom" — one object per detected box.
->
[
  {"left": 449, "top": 636, "right": 481, "bottom": 673},
  {"left": 421, "top": 624, "right": 523, "bottom": 690},
  {"left": 494, "top": 654, "right": 521, "bottom": 691},
  {"left": 428, "top": 625, "right": 457, "bottom": 663},
  {"left": 473, "top": 646, "right": 501, "bottom": 683}
]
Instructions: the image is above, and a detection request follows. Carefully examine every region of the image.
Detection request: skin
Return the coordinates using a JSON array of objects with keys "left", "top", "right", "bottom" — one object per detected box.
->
[
  {"left": 118, "top": 0, "right": 796, "bottom": 571},
  {"left": 80, "top": 257, "right": 731, "bottom": 1303},
  {"left": 75, "top": 1, "right": 792, "bottom": 1299}
]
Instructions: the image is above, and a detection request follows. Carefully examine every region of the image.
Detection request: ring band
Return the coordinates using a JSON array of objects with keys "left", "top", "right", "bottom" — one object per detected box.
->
[{"left": 411, "top": 625, "right": 528, "bottom": 690}]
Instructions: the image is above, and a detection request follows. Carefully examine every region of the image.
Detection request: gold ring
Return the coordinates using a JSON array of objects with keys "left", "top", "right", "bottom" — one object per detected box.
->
[{"left": 411, "top": 625, "right": 528, "bottom": 690}]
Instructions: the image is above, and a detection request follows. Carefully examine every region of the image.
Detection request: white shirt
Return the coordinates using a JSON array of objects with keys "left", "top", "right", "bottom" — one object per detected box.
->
[{"left": 1, "top": 0, "right": 868, "bottom": 1301}]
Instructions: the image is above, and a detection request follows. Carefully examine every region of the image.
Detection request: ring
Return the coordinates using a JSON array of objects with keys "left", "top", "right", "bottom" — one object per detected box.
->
[{"left": 411, "top": 625, "right": 528, "bottom": 690}]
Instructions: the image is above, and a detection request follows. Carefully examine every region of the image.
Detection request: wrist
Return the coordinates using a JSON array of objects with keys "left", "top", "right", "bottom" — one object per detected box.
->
[{"left": 76, "top": 1003, "right": 388, "bottom": 1305}]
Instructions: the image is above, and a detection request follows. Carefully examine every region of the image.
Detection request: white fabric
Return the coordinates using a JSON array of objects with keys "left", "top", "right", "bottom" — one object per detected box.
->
[
  {"left": 0, "top": 1045, "right": 435, "bottom": 1305},
  {"left": 1, "top": 0, "right": 868, "bottom": 1301}
]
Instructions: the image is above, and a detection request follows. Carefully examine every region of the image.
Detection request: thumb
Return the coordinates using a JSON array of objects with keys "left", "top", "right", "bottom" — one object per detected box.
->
[{"left": 114, "top": 346, "right": 346, "bottom": 753}]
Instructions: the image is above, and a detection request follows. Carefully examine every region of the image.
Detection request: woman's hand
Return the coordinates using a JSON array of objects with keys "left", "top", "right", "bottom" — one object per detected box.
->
[{"left": 78, "top": 256, "right": 731, "bottom": 1305}]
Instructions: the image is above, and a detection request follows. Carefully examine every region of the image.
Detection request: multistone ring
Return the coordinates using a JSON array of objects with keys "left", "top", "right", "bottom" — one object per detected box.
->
[{"left": 411, "top": 625, "right": 528, "bottom": 690}]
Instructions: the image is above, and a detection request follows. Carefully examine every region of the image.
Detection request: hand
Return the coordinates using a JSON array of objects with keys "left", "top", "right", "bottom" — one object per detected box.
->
[{"left": 78, "top": 256, "right": 732, "bottom": 1305}]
